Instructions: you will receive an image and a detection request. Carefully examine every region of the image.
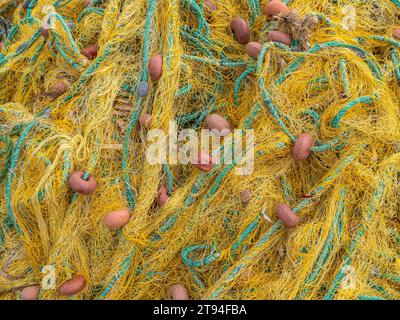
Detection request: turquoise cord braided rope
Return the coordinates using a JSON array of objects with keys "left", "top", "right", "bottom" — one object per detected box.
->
[{"left": 207, "top": 149, "right": 361, "bottom": 299}]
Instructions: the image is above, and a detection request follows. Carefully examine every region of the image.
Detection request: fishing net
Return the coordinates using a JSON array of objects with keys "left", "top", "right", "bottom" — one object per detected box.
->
[{"left": 0, "top": 0, "right": 399, "bottom": 300}]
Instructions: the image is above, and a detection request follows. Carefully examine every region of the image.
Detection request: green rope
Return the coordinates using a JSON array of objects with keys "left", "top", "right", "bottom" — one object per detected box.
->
[
  {"left": 257, "top": 43, "right": 296, "bottom": 141},
  {"left": 0, "top": 135, "right": 14, "bottom": 183},
  {"left": 97, "top": 0, "right": 158, "bottom": 298},
  {"left": 5, "top": 107, "right": 50, "bottom": 235},
  {"left": 323, "top": 176, "right": 387, "bottom": 300},
  {"left": 208, "top": 150, "right": 360, "bottom": 299},
  {"left": 275, "top": 42, "right": 382, "bottom": 86},
  {"left": 77, "top": 7, "right": 105, "bottom": 22},
  {"left": 296, "top": 188, "right": 347, "bottom": 299},
  {"left": 163, "top": 164, "right": 174, "bottom": 196},
  {"left": 339, "top": 59, "right": 350, "bottom": 97}
]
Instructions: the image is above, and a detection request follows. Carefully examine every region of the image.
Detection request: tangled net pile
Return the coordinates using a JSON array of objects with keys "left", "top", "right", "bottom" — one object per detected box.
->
[{"left": 0, "top": 0, "right": 399, "bottom": 300}]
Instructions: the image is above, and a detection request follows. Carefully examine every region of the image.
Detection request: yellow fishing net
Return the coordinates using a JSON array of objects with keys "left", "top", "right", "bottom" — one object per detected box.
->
[{"left": 0, "top": 0, "right": 399, "bottom": 300}]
